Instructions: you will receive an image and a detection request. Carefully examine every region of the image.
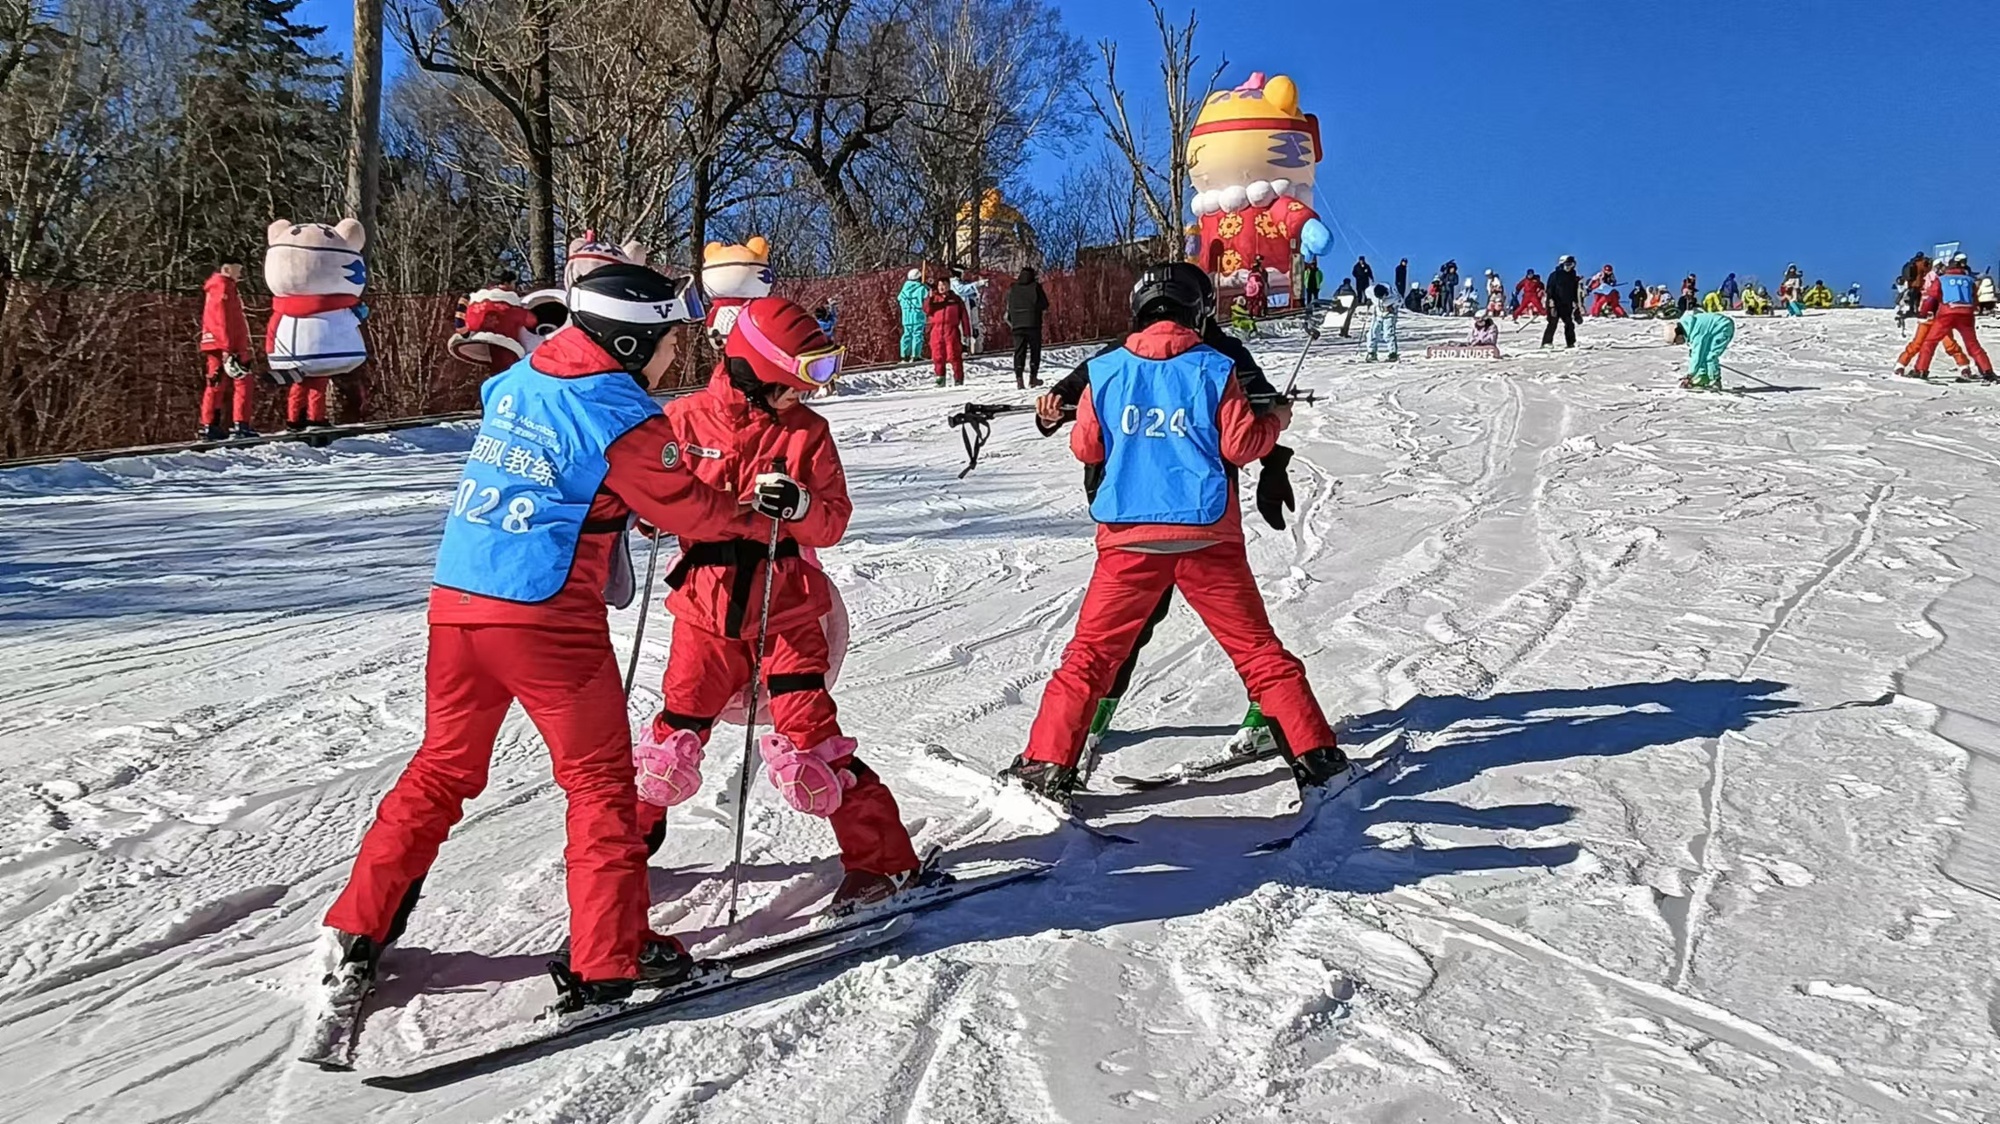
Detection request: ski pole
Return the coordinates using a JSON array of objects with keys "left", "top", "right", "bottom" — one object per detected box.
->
[
  {"left": 726, "top": 456, "right": 788, "bottom": 928},
  {"left": 1720, "top": 362, "right": 1777, "bottom": 388},
  {"left": 621, "top": 530, "right": 665, "bottom": 698},
  {"left": 1279, "top": 317, "right": 1324, "bottom": 399}
]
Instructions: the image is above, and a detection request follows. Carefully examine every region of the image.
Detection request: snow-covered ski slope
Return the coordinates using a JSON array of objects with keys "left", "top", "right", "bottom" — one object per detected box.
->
[{"left": 3, "top": 313, "right": 1998, "bottom": 1122}]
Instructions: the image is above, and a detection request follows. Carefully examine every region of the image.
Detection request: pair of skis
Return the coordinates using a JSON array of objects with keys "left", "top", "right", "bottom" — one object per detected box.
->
[{"left": 298, "top": 854, "right": 1052, "bottom": 1088}]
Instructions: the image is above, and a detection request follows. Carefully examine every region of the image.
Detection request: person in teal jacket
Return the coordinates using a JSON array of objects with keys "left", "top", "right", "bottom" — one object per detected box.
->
[
  {"left": 897, "top": 269, "right": 930, "bottom": 361},
  {"left": 1670, "top": 311, "right": 1737, "bottom": 389}
]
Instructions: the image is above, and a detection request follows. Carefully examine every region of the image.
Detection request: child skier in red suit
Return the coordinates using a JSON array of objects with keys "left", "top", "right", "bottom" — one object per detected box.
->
[
  {"left": 633, "top": 297, "right": 922, "bottom": 904},
  {"left": 1005, "top": 263, "right": 1346, "bottom": 801}
]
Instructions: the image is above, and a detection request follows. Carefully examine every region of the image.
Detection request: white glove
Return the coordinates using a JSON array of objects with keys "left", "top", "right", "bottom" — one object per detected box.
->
[{"left": 753, "top": 471, "right": 810, "bottom": 522}]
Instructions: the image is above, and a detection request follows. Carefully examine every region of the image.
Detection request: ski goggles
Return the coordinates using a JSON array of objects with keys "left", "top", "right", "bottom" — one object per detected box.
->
[
  {"left": 566, "top": 275, "right": 706, "bottom": 327},
  {"left": 733, "top": 310, "right": 846, "bottom": 388}
]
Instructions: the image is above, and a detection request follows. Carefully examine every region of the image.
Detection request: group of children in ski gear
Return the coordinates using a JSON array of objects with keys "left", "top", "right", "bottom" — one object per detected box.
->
[
  {"left": 1895, "top": 251, "right": 1995, "bottom": 383},
  {"left": 324, "top": 247, "right": 1354, "bottom": 1013},
  {"left": 325, "top": 263, "right": 933, "bottom": 1010}
]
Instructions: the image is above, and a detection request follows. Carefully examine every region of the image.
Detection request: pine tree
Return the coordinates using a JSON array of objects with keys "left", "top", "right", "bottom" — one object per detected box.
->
[{"left": 173, "top": 0, "right": 342, "bottom": 285}]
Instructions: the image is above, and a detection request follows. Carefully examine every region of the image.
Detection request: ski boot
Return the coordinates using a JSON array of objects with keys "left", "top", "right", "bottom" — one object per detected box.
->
[
  {"left": 1289, "top": 745, "right": 1351, "bottom": 789},
  {"left": 1223, "top": 702, "right": 1280, "bottom": 757},
  {"left": 199, "top": 423, "right": 228, "bottom": 442},
  {"left": 1983, "top": 369, "right": 2000, "bottom": 384},
  {"left": 1898, "top": 367, "right": 1929, "bottom": 380},
  {"left": 1000, "top": 755, "right": 1081, "bottom": 808},
  {"left": 830, "top": 862, "right": 936, "bottom": 910},
  {"left": 230, "top": 423, "right": 259, "bottom": 440},
  {"left": 1955, "top": 367, "right": 1980, "bottom": 383},
  {"left": 1365, "top": 351, "right": 1378, "bottom": 363},
  {"left": 637, "top": 930, "right": 695, "bottom": 986},
  {"left": 1386, "top": 352, "right": 1399, "bottom": 362},
  {"left": 325, "top": 931, "right": 383, "bottom": 987},
  {"left": 935, "top": 376, "right": 947, "bottom": 388},
  {"left": 546, "top": 964, "right": 636, "bottom": 1014}
]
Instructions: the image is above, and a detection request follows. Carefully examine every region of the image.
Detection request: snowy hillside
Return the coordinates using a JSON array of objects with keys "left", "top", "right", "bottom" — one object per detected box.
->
[{"left": 2, "top": 312, "right": 1997, "bottom": 1123}]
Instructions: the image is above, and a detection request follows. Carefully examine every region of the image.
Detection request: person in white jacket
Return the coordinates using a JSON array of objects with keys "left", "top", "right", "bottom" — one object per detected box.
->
[{"left": 1366, "top": 284, "right": 1400, "bottom": 362}]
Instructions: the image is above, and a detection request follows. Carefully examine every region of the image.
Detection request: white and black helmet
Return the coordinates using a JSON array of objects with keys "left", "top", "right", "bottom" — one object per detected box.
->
[
  {"left": 1131, "top": 261, "right": 1216, "bottom": 327},
  {"left": 567, "top": 263, "right": 706, "bottom": 374}
]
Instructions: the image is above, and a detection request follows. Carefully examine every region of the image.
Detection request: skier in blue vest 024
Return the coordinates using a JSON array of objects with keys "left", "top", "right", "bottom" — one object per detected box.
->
[
  {"left": 323, "top": 263, "right": 750, "bottom": 1012},
  {"left": 1003, "top": 262, "right": 1348, "bottom": 804}
]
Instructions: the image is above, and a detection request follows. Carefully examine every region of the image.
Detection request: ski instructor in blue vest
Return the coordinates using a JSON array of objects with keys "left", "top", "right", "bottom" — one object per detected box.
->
[
  {"left": 324, "top": 263, "right": 749, "bottom": 1011},
  {"left": 1005, "top": 262, "right": 1347, "bottom": 803}
]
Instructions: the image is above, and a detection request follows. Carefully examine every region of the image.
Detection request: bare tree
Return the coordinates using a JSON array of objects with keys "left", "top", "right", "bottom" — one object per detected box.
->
[
  {"left": 753, "top": 0, "right": 911, "bottom": 269},
  {"left": 670, "top": 0, "right": 818, "bottom": 288},
  {"left": 901, "top": 0, "right": 1084, "bottom": 268},
  {"left": 1082, "top": 0, "right": 1222, "bottom": 255},
  {"left": 393, "top": 0, "right": 559, "bottom": 282}
]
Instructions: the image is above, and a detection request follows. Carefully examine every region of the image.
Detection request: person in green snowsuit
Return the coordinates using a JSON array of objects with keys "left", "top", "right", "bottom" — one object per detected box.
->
[
  {"left": 1671, "top": 311, "right": 1736, "bottom": 389},
  {"left": 897, "top": 269, "right": 930, "bottom": 361}
]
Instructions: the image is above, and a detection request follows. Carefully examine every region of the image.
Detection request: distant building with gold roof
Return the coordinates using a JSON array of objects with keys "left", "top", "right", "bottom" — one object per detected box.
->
[{"left": 955, "top": 188, "right": 1040, "bottom": 273}]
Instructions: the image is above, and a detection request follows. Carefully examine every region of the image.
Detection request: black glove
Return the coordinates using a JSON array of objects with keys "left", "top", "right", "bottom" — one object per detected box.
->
[
  {"left": 1257, "top": 444, "right": 1296, "bottom": 530},
  {"left": 753, "top": 471, "right": 811, "bottom": 521}
]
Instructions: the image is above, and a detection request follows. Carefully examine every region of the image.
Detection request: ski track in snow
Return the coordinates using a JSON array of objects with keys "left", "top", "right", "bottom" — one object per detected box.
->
[{"left": 2, "top": 314, "right": 1999, "bottom": 1122}]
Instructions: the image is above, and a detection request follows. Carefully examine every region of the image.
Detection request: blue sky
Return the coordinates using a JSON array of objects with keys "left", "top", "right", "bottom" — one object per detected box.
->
[{"left": 299, "top": 0, "right": 1993, "bottom": 301}]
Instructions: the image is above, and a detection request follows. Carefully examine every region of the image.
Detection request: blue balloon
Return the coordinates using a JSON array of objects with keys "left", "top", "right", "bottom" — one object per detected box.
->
[{"left": 1299, "top": 218, "right": 1333, "bottom": 262}]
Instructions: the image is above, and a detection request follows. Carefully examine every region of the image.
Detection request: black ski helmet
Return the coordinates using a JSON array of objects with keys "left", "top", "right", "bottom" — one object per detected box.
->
[
  {"left": 566, "top": 262, "right": 705, "bottom": 375},
  {"left": 1130, "top": 261, "right": 1215, "bottom": 327}
]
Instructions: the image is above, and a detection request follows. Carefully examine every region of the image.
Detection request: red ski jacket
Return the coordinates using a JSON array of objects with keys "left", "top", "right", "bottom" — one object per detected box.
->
[
  {"left": 659, "top": 370, "right": 852, "bottom": 637},
  {"left": 199, "top": 272, "right": 252, "bottom": 359},
  {"left": 1070, "top": 321, "right": 1278, "bottom": 553},
  {"left": 925, "top": 294, "right": 968, "bottom": 344},
  {"left": 427, "top": 328, "right": 745, "bottom": 631}
]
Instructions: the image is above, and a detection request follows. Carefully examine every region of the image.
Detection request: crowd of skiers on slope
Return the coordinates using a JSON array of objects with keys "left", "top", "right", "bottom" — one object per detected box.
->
[
  {"left": 321, "top": 254, "right": 1350, "bottom": 1013},
  {"left": 1363, "top": 256, "right": 1865, "bottom": 323}
]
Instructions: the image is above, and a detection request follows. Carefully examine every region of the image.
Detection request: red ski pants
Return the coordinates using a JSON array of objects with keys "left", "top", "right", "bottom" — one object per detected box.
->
[
  {"left": 1915, "top": 310, "right": 1992, "bottom": 374},
  {"left": 931, "top": 333, "right": 964, "bottom": 383},
  {"left": 287, "top": 376, "right": 331, "bottom": 424},
  {"left": 1513, "top": 295, "right": 1546, "bottom": 320},
  {"left": 200, "top": 354, "right": 254, "bottom": 425},
  {"left": 1025, "top": 545, "right": 1338, "bottom": 767},
  {"left": 325, "top": 624, "right": 649, "bottom": 982},
  {"left": 1588, "top": 293, "right": 1627, "bottom": 318},
  {"left": 642, "top": 617, "right": 920, "bottom": 876}
]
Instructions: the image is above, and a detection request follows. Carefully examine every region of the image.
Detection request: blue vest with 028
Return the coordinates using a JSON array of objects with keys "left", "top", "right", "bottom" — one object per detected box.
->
[
  {"left": 433, "top": 362, "right": 661, "bottom": 603},
  {"left": 1087, "top": 344, "right": 1235, "bottom": 526}
]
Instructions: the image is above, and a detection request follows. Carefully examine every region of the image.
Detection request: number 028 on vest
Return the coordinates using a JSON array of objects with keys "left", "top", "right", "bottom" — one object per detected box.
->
[
  {"left": 433, "top": 365, "right": 662, "bottom": 603},
  {"left": 1086, "top": 346, "right": 1235, "bottom": 526}
]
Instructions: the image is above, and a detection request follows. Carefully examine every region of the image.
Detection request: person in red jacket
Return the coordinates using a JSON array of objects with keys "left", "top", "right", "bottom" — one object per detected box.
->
[
  {"left": 1004, "top": 263, "right": 1346, "bottom": 803},
  {"left": 1913, "top": 253, "right": 1996, "bottom": 382},
  {"left": 323, "top": 264, "right": 745, "bottom": 1011},
  {"left": 1511, "top": 270, "right": 1547, "bottom": 321},
  {"left": 925, "top": 279, "right": 968, "bottom": 387},
  {"left": 632, "top": 296, "right": 922, "bottom": 905},
  {"left": 198, "top": 261, "right": 256, "bottom": 440}
]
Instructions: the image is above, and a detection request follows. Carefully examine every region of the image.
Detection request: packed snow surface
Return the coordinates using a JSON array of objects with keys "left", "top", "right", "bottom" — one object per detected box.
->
[{"left": 2, "top": 313, "right": 1997, "bottom": 1122}]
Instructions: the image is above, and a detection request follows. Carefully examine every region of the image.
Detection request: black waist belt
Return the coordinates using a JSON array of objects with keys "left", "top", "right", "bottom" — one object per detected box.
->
[{"left": 666, "top": 537, "right": 802, "bottom": 638}]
